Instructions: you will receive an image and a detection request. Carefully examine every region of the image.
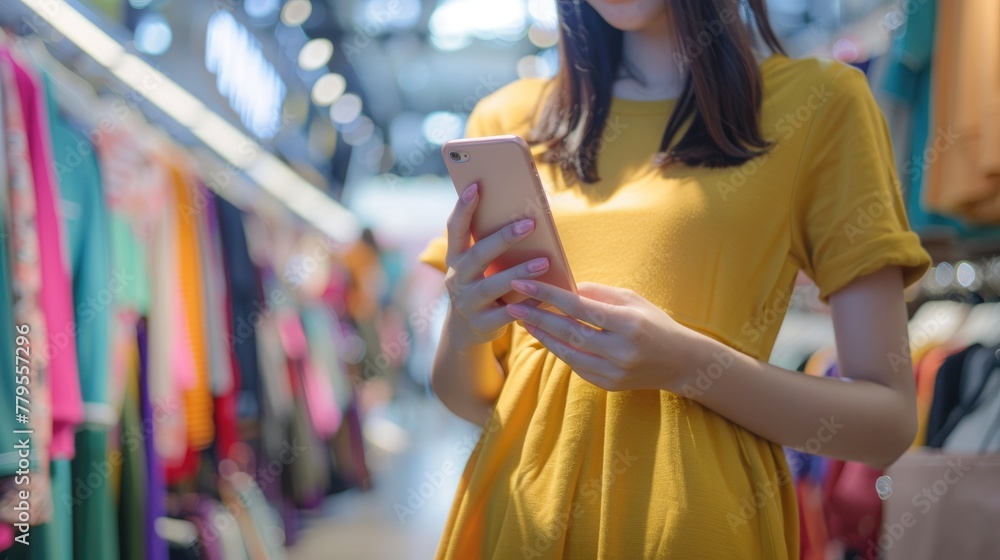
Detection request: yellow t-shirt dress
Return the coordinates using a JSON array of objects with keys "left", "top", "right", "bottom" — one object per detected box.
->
[{"left": 419, "top": 54, "right": 931, "bottom": 559}]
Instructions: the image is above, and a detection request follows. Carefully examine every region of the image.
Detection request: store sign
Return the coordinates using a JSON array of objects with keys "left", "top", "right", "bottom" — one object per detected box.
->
[{"left": 205, "top": 10, "right": 286, "bottom": 139}]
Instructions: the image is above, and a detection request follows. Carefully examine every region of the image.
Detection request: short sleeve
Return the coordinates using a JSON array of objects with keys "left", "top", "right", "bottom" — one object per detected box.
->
[
  {"left": 417, "top": 235, "right": 448, "bottom": 273},
  {"left": 790, "top": 64, "right": 931, "bottom": 303}
]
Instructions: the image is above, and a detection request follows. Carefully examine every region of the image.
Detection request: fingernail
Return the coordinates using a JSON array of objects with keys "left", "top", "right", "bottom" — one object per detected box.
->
[
  {"left": 511, "top": 279, "right": 537, "bottom": 295},
  {"left": 513, "top": 219, "right": 534, "bottom": 235},
  {"left": 526, "top": 258, "right": 548, "bottom": 273},
  {"left": 461, "top": 183, "right": 478, "bottom": 203},
  {"left": 506, "top": 304, "right": 529, "bottom": 319}
]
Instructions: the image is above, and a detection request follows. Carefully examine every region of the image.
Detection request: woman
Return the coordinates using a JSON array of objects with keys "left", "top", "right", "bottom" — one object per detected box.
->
[{"left": 419, "top": 0, "right": 931, "bottom": 557}]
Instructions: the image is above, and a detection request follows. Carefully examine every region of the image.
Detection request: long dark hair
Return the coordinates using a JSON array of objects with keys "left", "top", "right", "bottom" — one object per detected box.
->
[{"left": 528, "top": 0, "right": 785, "bottom": 183}]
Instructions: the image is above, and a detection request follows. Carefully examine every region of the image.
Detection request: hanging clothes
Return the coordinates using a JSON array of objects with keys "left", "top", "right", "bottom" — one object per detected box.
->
[
  {"left": 924, "top": 0, "right": 1000, "bottom": 222},
  {"left": 0, "top": 49, "right": 82, "bottom": 460}
]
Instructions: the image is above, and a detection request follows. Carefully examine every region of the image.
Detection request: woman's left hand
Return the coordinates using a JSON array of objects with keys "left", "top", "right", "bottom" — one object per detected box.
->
[{"left": 505, "top": 280, "right": 704, "bottom": 392}]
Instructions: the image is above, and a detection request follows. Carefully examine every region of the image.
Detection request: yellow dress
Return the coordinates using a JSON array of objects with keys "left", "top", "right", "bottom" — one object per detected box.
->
[{"left": 419, "top": 54, "right": 931, "bottom": 559}]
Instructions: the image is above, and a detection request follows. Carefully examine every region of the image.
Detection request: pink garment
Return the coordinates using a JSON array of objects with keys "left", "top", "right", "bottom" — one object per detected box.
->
[
  {"left": 0, "top": 523, "right": 12, "bottom": 551},
  {"left": 277, "top": 311, "right": 309, "bottom": 359},
  {"left": 302, "top": 360, "right": 342, "bottom": 438},
  {"left": 1, "top": 49, "right": 82, "bottom": 459},
  {"left": 171, "top": 277, "right": 197, "bottom": 392}
]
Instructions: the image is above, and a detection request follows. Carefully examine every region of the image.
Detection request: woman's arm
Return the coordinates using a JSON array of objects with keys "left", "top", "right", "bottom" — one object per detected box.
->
[
  {"left": 431, "top": 313, "right": 506, "bottom": 426},
  {"left": 669, "top": 266, "right": 916, "bottom": 468},
  {"left": 505, "top": 266, "right": 917, "bottom": 468},
  {"left": 427, "top": 182, "right": 551, "bottom": 425}
]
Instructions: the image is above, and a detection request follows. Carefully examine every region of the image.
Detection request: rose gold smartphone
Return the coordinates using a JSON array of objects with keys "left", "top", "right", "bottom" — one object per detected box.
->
[{"left": 441, "top": 134, "right": 576, "bottom": 305}]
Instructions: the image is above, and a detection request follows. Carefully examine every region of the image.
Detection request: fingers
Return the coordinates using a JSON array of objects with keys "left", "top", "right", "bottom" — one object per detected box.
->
[
  {"left": 465, "top": 306, "right": 517, "bottom": 337},
  {"left": 473, "top": 258, "right": 550, "bottom": 304},
  {"left": 506, "top": 304, "right": 616, "bottom": 357},
  {"left": 576, "top": 282, "right": 633, "bottom": 305},
  {"left": 521, "top": 323, "right": 612, "bottom": 376},
  {"left": 454, "top": 218, "right": 536, "bottom": 284},
  {"left": 445, "top": 183, "right": 479, "bottom": 267},
  {"left": 510, "top": 280, "right": 620, "bottom": 330}
]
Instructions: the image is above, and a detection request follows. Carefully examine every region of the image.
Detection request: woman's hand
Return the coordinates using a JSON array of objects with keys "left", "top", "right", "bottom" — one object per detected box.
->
[
  {"left": 444, "top": 183, "right": 552, "bottom": 350},
  {"left": 505, "top": 280, "right": 704, "bottom": 392}
]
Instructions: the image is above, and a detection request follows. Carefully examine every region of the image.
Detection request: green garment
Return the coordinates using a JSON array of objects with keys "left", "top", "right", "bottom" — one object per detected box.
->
[
  {"left": 7, "top": 461, "right": 72, "bottom": 560},
  {"left": 117, "top": 363, "right": 146, "bottom": 560},
  {"left": 71, "top": 428, "right": 118, "bottom": 560},
  {"left": 109, "top": 216, "right": 151, "bottom": 315},
  {"left": 0, "top": 178, "right": 24, "bottom": 477},
  {"left": 43, "top": 72, "right": 118, "bottom": 560},
  {"left": 43, "top": 72, "right": 112, "bottom": 406}
]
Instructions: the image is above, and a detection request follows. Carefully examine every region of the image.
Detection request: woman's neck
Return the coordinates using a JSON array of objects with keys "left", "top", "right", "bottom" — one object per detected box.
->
[{"left": 613, "top": 15, "right": 686, "bottom": 101}]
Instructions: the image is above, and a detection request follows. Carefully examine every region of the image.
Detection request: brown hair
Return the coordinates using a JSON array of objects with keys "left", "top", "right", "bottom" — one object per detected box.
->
[{"left": 528, "top": 0, "right": 785, "bottom": 183}]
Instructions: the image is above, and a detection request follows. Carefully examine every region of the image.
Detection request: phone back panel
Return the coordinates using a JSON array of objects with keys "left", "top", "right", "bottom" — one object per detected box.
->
[{"left": 442, "top": 135, "right": 576, "bottom": 303}]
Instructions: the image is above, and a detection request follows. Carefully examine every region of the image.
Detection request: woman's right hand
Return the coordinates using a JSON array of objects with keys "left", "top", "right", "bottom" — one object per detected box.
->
[{"left": 443, "top": 183, "right": 551, "bottom": 349}]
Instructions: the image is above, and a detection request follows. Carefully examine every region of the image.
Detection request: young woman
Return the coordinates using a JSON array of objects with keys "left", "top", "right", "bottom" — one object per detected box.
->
[{"left": 419, "top": 0, "right": 931, "bottom": 557}]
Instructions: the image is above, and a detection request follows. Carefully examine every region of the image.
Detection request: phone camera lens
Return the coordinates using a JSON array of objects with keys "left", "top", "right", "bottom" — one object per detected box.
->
[{"left": 449, "top": 151, "right": 461, "bottom": 162}]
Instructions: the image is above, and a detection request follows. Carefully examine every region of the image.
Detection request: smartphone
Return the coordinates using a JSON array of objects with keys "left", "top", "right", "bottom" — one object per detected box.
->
[{"left": 441, "top": 134, "right": 576, "bottom": 305}]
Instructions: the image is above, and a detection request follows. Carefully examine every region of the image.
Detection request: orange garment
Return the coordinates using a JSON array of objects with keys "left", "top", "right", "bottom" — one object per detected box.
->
[
  {"left": 163, "top": 154, "right": 214, "bottom": 451},
  {"left": 924, "top": 0, "right": 1000, "bottom": 222},
  {"left": 912, "top": 345, "right": 952, "bottom": 447}
]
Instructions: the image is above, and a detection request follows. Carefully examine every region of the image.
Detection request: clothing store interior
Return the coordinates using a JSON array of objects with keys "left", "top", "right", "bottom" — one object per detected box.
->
[{"left": 0, "top": 0, "right": 998, "bottom": 559}]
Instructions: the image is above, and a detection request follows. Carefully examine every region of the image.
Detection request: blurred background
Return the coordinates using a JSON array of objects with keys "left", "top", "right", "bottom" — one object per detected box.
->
[{"left": 0, "top": 0, "right": 998, "bottom": 559}]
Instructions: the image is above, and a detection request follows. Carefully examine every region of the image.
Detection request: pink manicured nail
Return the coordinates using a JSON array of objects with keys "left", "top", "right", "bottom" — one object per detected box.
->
[
  {"left": 506, "top": 304, "right": 529, "bottom": 319},
  {"left": 513, "top": 219, "right": 535, "bottom": 235},
  {"left": 511, "top": 279, "right": 537, "bottom": 295},
  {"left": 461, "top": 183, "right": 478, "bottom": 203},
  {"left": 526, "top": 258, "right": 549, "bottom": 273}
]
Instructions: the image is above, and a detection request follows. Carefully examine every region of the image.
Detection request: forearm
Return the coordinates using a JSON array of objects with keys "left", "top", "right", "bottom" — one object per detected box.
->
[
  {"left": 673, "top": 334, "right": 917, "bottom": 469},
  {"left": 430, "top": 307, "right": 506, "bottom": 425}
]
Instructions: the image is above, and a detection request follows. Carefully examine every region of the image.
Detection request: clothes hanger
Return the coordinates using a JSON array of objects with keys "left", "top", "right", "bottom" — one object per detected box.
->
[
  {"left": 908, "top": 299, "right": 970, "bottom": 349},
  {"left": 973, "top": 303, "right": 1000, "bottom": 347},
  {"left": 17, "top": 37, "right": 101, "bottom": 128},
  {"left": 948, "top": 301, "right": 998, "bottom": 349}
]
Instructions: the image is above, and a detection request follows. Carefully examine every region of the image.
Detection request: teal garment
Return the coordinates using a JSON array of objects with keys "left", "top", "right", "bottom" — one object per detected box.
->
[
  {"left": 43, "top": 73, "right": 112, "bottom": 406},
  {"left": 7, "top": 461, "right": 73, "bottom": 560},
  {"left": 109, "top": 215, "right": 150, "bottom": 315},
  {"left": 117, "top": 370, "right": 146, "bottom": 560},
  {"left": 43, "top": 73, "right": 119, "bottom": 560},
  {"left": 71, "top": 428, "right": 118, "bottom": 560},
  {"left": 881, "top": 0, "right": 1000, "bottom": 240},
  {"left": 0, "top": 176, "right": 24, "bottom": 477},
  {"left": 881, "top": 0, "right": 961, "bottom": 236}
]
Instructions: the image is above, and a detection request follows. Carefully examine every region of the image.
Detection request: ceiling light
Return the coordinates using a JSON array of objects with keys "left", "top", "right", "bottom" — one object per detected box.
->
[
  {"left": 297, "top": 38, "right": 334, "bottom": 71},
  {"left": 311, "top": 73, "right": 347, "bottom": 106},
  {"left": 245, "top": 0, "right": 280, "bottom": 20},
  {"left": 330, "top": 93, "right": 363, "bottom": 125},
  {"left": 281, "top": 0, "right": 312, "bottom": 26},
  {"left": 135, "top": 14, "right": 173, "bottom": 56},
  {"left": 421, "top": 112, "right": 463, "bottom": 146}
]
